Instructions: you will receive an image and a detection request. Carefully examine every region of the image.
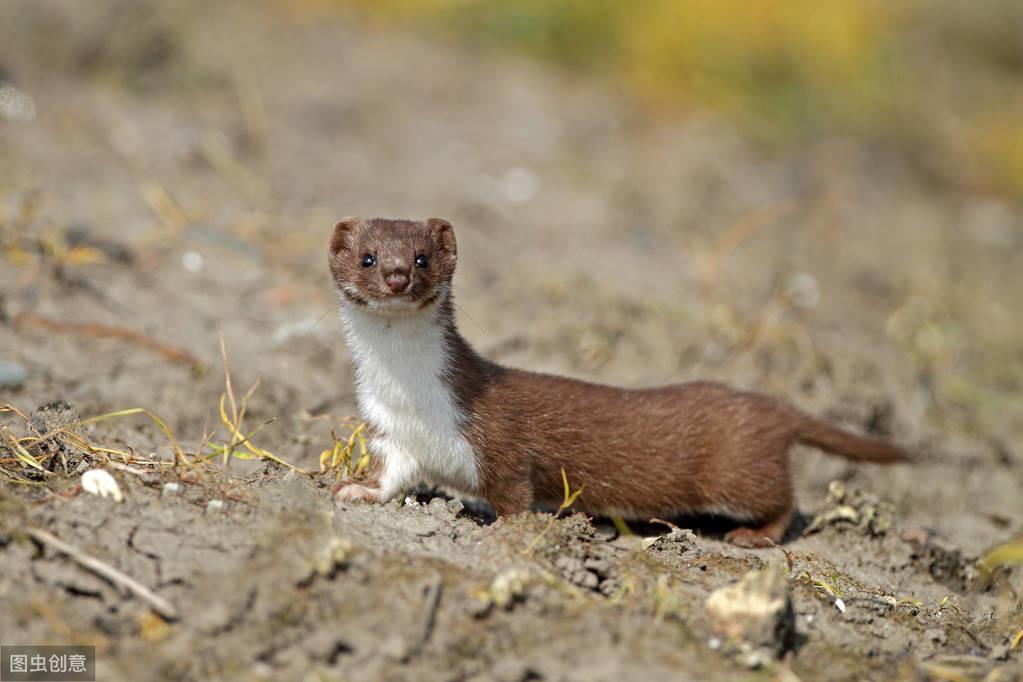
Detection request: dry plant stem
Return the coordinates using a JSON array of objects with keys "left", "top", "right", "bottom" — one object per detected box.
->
[
  {"left": 702, "top": 199, "right": 800, "bottom": 291},
  {"left": 26, "top": 527, "right": 179, "bottom": 621},
  {"left": 71, "top": 408, "right": 187, "bottom": 468},
  {"left": 404, "top": 573, "right": 443, "bottom": 661},
  {"left": 1, "top": 404, "right": 182, "bottom": 474},
  {"left": 522, "top": 468, "right": 584, "bottom": 556},
  {"left": 103, "top": 461, "right": 151, "bottom": 477},
  {"left": 219, "top": 331, "right": 239, "bottom": 476},
  {"left": 138, "top": 182, "right": 188, "bottom": 231},
  {"left": 214, "top": 332, "right": 311, "bottom": 476},
  {"left": 14, "top": 312, "right": 204, "bottom": 371}
]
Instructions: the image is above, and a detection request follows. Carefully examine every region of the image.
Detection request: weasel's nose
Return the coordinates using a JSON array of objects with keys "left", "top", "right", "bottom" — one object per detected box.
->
[{"left": 383, "top": 270, "right": 410, "bottom": 293}]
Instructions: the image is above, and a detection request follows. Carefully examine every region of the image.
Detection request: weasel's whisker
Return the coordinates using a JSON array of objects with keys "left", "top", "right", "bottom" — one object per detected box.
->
[
  {"left": 304, "top": 309, "right": 334, "bottom": 335},
  {"left": 453, "top": 301, "right": 486, "bottom": 335}
]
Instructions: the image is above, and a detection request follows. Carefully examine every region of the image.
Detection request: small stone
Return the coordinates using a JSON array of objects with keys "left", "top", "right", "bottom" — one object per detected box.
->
[
  {"left": 310, "top": 537, "right": 352, "bottom": 578},
  {"left": 0, "top": 361, "right": 27, "bottom": 389},
  {"left": 552, "top": 556, "right": 589, "bottom": 586},
  {"left": 555, "top": 556, "right": 584, "bottom": 573},
  {"left": 162, "top": 482, "right": 182, "bottom": 497},
  {"left": 380, "top": 634, "right": 408, "bottom": 661},
  {"left": 573, "top": 570, "right": 599, "bottom": 589},
  {"left": 990, "top": 644, "right": 1009, "bottom": 661},
  {"left": 206, "top": 499, "right": 226, "bottom": 513},
  {"left": 705, "top": 563, "right": 795, "bottom": 664},
  {"left": 181, "top": 250, "right": 204, "bottom": 273},
  {"left": 489, "top": 569, "right": 529, "bottom": 610},
  {"left": 81, "top": 469, "right": 124, "bottom": 503}
]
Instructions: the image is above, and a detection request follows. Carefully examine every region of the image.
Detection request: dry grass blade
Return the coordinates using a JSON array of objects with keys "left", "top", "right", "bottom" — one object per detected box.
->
[
  {"left": 26, "top": 527, "right": 179, "bottom": 621},
  {"left": 523, "top": 467, "right": 584, "bottom": 555},
  {"left": 560, "top": 467, "right": 584, "bottom": 509},
  {"left": 200, "top": 130, "right": 268, "bottom": 202},
  {"left": 213, "top": 332, "right": 312, "bottom": 476},
  {"left": 69, "top": 408, "right": 188, "bottom": 467},
  {"left": 610, "top": 515, "right": 633, "bottom": 537},
  {"left": 403, "top": 572, "right": 443, "bottom": 661},
  {"left": 701, "top": 199, "right": 800, "bottom": 291},
  {"left": 320, "top": 421, "right": 370, "bottom": 479},
  {"left": 14, "top": 312, "right": 204, "bottom": 372},
  {"left": 1, "top": 331, "right": 312, "bottom": 480},
  {"left": 1, "top": 403, "right": 185, "bottom": 475},
  {"left": 0, "top": 426, "right": 48, "bottom": 472},
  {"left": 218, "top": 330, "right": 239, "bottom": 473},
  {"left": 139, "top": 181, "right": 189, "bottom": 231},
  {"left": 233, "top": 68, "right": 270, "bottom": 154},
  {"left": 978, "top": 540, "right": 1023, "bottom": 579}
]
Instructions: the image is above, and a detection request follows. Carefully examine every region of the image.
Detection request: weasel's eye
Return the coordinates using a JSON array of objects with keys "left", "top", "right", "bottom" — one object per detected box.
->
[
  {"left": 361, "top": 254, "right": 376, "bottom": 268},
  {"left": 415, "top": 254, "right": 429, "bottom": 269}
]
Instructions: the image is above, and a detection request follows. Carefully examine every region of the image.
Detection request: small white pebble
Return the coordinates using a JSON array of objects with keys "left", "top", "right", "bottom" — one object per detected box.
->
[
  {"left": 708, "top": 637, "right": 722, "bottom": 651},
  {"left": 162, "top": 482, "right": 182, "bottom": 497},
  {"left": 805, "top": 614, "right": 815, "bottom": 624},
  {"left": 182, "top": 250, "right": 204, "bottom": 273},
  {"left": 206, "top": 499, "right": 226, "bottom": 513},
  {"left": 81, "top": 469, "right": 124, "bottom": 503},
  {"left": 834, "top": 598, "right": 846, "bottom": 614},
  {"left": 403, "top": 495, "right": 418, "bottom": 507}
]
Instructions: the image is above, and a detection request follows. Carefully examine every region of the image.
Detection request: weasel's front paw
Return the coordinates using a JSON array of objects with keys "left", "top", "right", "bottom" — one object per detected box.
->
[{"left": 333, "top": 483, "right": 382, "bottom": 504}]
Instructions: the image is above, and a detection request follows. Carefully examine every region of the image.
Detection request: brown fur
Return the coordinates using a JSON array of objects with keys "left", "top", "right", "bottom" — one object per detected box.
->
[{"left": 329, "top": 218, "right": 911, "bottom": 547}]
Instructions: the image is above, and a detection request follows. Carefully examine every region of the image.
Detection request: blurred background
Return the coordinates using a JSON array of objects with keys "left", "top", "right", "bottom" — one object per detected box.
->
[{"left": 1, "top": 0, "right": 1021, "bottom": 548}]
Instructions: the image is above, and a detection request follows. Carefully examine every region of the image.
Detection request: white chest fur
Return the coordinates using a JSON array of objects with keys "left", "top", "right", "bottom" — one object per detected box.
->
[{"left": 340, "top": 300, "right": 480, "bottom": 499}]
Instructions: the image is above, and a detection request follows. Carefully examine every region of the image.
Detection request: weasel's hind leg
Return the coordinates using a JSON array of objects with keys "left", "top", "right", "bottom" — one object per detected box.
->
[
  {"left": 724, "top": 509, "right": 792, "bottom": 548},
  {"left": 486, "top": 477, "right": 535, "bottom": 518}
]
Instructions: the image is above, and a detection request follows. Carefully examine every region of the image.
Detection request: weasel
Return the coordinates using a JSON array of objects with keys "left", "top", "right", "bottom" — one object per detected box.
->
[{"left": 328, "top": 217, "right": 910, "bottom": 547}]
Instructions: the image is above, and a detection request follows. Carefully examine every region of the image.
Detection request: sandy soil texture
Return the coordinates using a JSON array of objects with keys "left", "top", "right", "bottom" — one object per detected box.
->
[{"left": 1, "top": 2, "right": 1022, "bottom": 680}]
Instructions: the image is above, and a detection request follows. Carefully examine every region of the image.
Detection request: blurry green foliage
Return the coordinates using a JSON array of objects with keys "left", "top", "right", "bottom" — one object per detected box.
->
[{"left": 291, "top": 0, "right": 1023, "bottom": 197}]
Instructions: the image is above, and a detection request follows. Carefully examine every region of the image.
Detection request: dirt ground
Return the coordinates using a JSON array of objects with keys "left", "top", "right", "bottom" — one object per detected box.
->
[{"left": 1, "top": 2, "right": 1022, "bottom": 680}]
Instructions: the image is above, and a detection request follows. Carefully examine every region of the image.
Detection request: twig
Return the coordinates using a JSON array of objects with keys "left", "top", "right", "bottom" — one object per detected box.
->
[
  {"left": 26, "top": 527, "right": 179, "bottom": 621},
  {"left": 14, "top": 312, "right": 204, "bottom": 372},
  {"left": 139, "top": 181, "right": 189, "bottom": 231},
  {"left": 404, "top": 573, "right": 443, "bottom": 661},
  {"left": 701, "top": 199, "right": 800, "bottom": 291},
  {"left": 103, "top": 461, "right": 152, "bottom": 477}
]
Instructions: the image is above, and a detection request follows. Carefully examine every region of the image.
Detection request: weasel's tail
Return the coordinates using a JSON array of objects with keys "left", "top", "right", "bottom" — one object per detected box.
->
[{"left": 796, "top": 416, "right": 912, "bottom": 463}]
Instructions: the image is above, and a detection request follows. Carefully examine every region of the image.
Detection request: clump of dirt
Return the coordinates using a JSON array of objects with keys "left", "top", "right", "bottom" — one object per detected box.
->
[
  {"left": 805, "top": 480, "right": 895, "bottom": 538},
  {"left": 29, "top": 399, "right": 85, "bottom": 474}
]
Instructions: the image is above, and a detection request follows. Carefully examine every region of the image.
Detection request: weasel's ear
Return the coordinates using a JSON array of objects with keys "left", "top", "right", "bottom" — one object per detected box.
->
[
  {"left": 427, "top": 217, "right": 456, "bottom": 260},
  {"left": 331, "top": 217, "right": 362, "bottom": 258}
]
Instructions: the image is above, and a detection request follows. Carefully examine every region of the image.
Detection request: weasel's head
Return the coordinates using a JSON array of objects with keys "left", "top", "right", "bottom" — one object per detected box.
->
[{"left": 329, "top": 217, "right": 457, "bottom": 316}]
